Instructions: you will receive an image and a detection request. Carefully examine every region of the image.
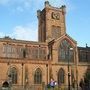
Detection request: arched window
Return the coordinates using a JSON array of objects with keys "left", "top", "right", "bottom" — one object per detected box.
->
[
  {"left": 58, "top": 39, "right": 74, "bottom": 62},
  {"left": 58, "top": 68, "right": 65, "bottom": 84},
  {"left": 8, "top": 67, "right": 17, "bottom": 84},
  {"left": 34, "top": 68, "right": 42, "bottom": 84}
]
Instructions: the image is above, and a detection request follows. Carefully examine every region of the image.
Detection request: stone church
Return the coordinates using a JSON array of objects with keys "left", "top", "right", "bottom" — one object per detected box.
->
[{"left": 0, "top": 1, "right": 90, "bottom": 89}]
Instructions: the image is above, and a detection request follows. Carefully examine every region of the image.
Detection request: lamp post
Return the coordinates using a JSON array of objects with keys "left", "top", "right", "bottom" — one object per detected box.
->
[
  {"left": 75, "top": 47, "right": 78, "bottom": 90},
  {"left": 46, "top": 64, "right": 48, "bottom": 85},
  {"left": 67, "top": 47, "right": 73, "bottom": 90}
]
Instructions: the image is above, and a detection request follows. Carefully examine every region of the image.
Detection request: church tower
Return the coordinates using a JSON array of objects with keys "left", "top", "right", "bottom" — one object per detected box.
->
[{"left": 37, "top": 1, "right": 66, "bottom": 42}]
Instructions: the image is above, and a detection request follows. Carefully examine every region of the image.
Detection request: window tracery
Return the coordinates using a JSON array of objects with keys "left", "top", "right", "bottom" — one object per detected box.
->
[
  {"left": 8, "top": 67, "right": 17, "bottom": 84},
  {"left": 58, "top": 68, "right": 65, "bottom": 84},
  {"left": 34, "top": 68, "right": 42, "bottom": 84},
  {"left": 59, "top": 39, "right": 74, "bottom": 62}
]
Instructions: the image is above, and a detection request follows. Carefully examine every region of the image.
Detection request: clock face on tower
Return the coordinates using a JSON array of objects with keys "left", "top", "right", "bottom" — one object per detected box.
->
[{"left": 52, "top": 12, "right": 60, "bottom": 20}]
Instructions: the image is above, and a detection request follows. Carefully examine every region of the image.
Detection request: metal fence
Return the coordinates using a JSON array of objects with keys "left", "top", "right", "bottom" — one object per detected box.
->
[
  {"left": 1, "top": 84, "right": 90, "bottom": 90},
  {"left": 0, "top": 85, "right": 42, "bottom": 90},
  {"left": 0, "top": 85, "right": 81, "bottom": 90}
]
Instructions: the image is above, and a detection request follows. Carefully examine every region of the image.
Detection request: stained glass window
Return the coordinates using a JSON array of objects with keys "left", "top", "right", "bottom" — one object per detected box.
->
[
  {"left": 8, "top": 67, "right": 17, "bottom": 84},
  {"left": 34, "top": 68, "right": 42, "bottom": 84},
  {"left": 58, "top": 68, "right": 65, "bottom": 84},
  {"left": 59, "top": 39, "right": 74, "bottom": 62}
]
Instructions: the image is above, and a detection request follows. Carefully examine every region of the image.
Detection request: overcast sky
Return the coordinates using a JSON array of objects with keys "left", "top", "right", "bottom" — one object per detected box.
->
[{"left": 0, "top": 0, "right": 90, "bottom": 47}]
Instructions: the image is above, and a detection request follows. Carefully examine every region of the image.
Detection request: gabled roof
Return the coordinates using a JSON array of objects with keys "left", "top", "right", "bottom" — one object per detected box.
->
[
  {"left": 65, "top": 33, "right": 77, "bottom": 44},
  {"left": 55, "top": 34, "right": 77, "bottom": 45}
]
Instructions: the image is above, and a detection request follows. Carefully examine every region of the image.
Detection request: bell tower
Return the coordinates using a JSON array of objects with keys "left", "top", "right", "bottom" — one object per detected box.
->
[{"left": 37, "top": 1, "right": 66, "bottom": 42}]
